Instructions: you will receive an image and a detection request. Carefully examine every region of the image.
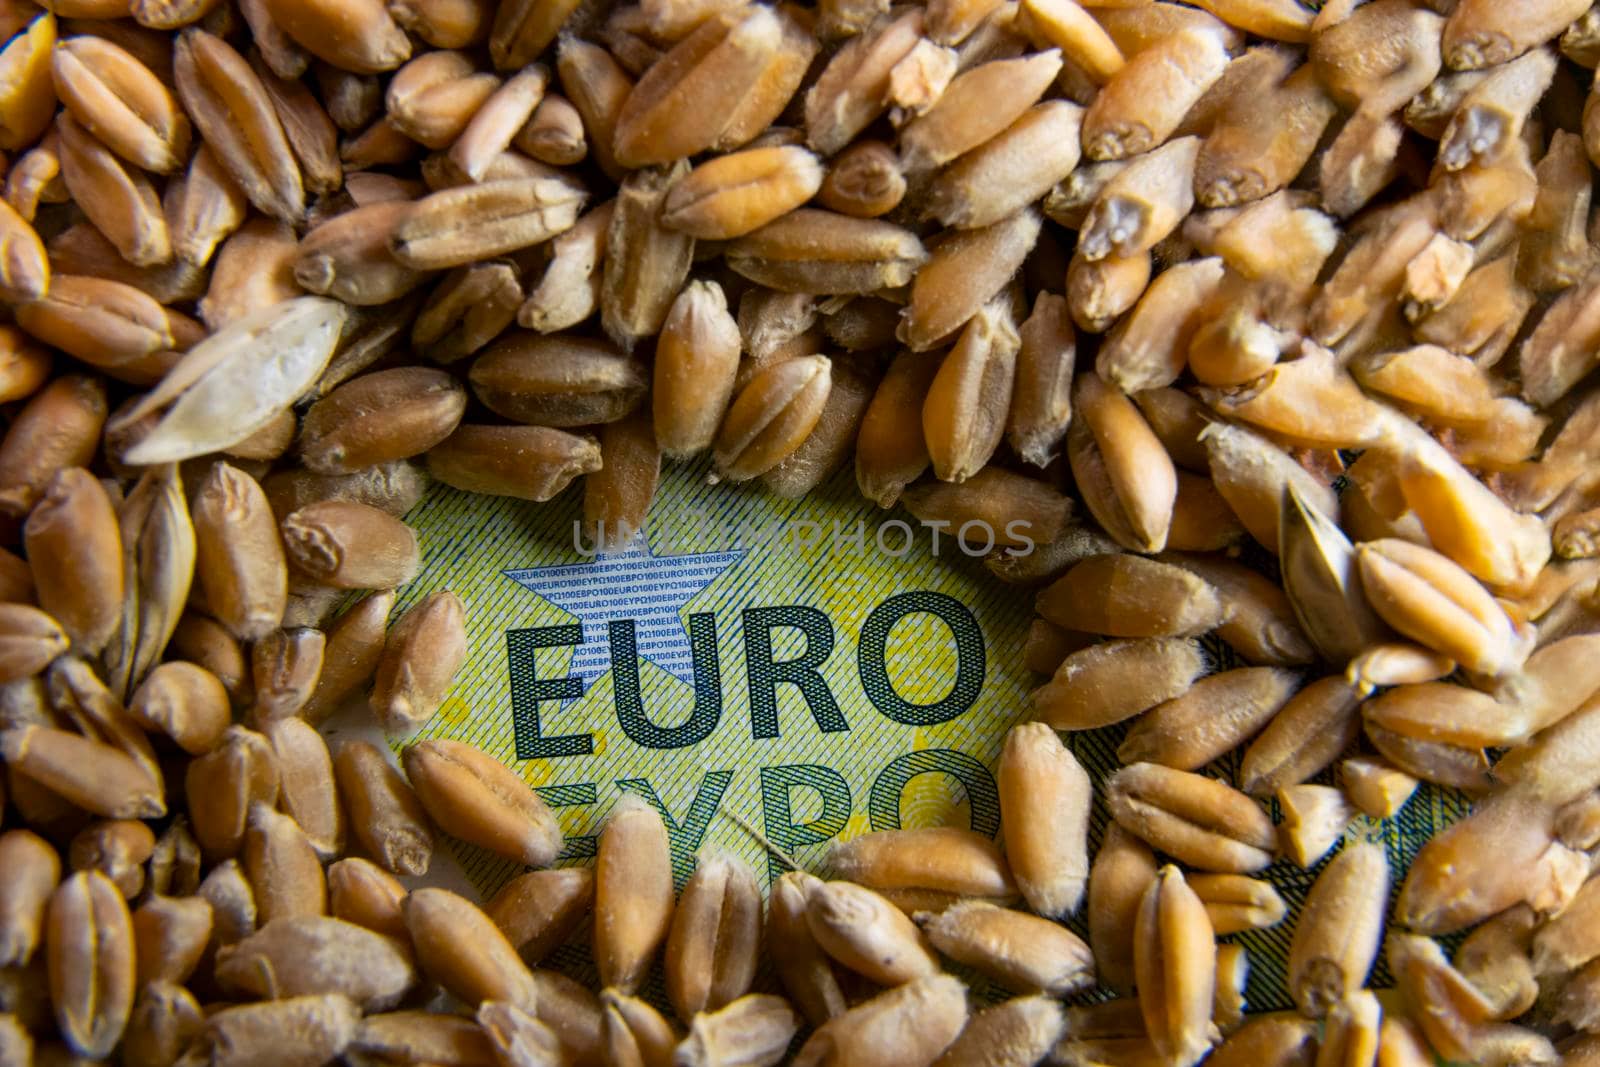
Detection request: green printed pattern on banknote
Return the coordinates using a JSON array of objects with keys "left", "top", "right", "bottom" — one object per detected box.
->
[{"left": 396, "top": 456, "right": 1471, "bottom": 1014}]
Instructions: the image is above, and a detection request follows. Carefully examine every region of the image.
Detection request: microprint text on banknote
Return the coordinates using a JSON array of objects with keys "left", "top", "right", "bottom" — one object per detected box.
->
[{"left": 377, "top": 455, "right": 1471, "bottom": 1013}]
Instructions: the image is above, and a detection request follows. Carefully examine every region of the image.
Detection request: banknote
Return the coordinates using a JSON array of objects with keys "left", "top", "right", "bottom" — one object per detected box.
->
[{"left": 383, "top": 453, "right": 1471, "bottom": 1015}]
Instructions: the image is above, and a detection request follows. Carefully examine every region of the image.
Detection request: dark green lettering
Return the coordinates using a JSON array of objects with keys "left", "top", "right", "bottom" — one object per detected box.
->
[
  {"left": 617, "top": 772, "right": 735, "bottom": 886},
  {"left": 868, "top": 749, "right": 1000, "bottom": 837},
  {"left": 609, "top": 614, "right": 723, "bottom": 750},
  {"left": 506, "top": 626, "right": 594, "bottom": 760},
  {"left": 857, "top": 593, "right": 985, "bottom": 726},
  {"left": 758, "top": 764, "right": 852, "bottom": 883},
  {"left": 743, "top": 606, "right": 847, "bottom": 740}
]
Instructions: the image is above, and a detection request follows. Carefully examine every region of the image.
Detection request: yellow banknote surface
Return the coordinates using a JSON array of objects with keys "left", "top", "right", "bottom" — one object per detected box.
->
[{"left": 392, "top": 456, "right": 1469, "bottom": 1013}]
